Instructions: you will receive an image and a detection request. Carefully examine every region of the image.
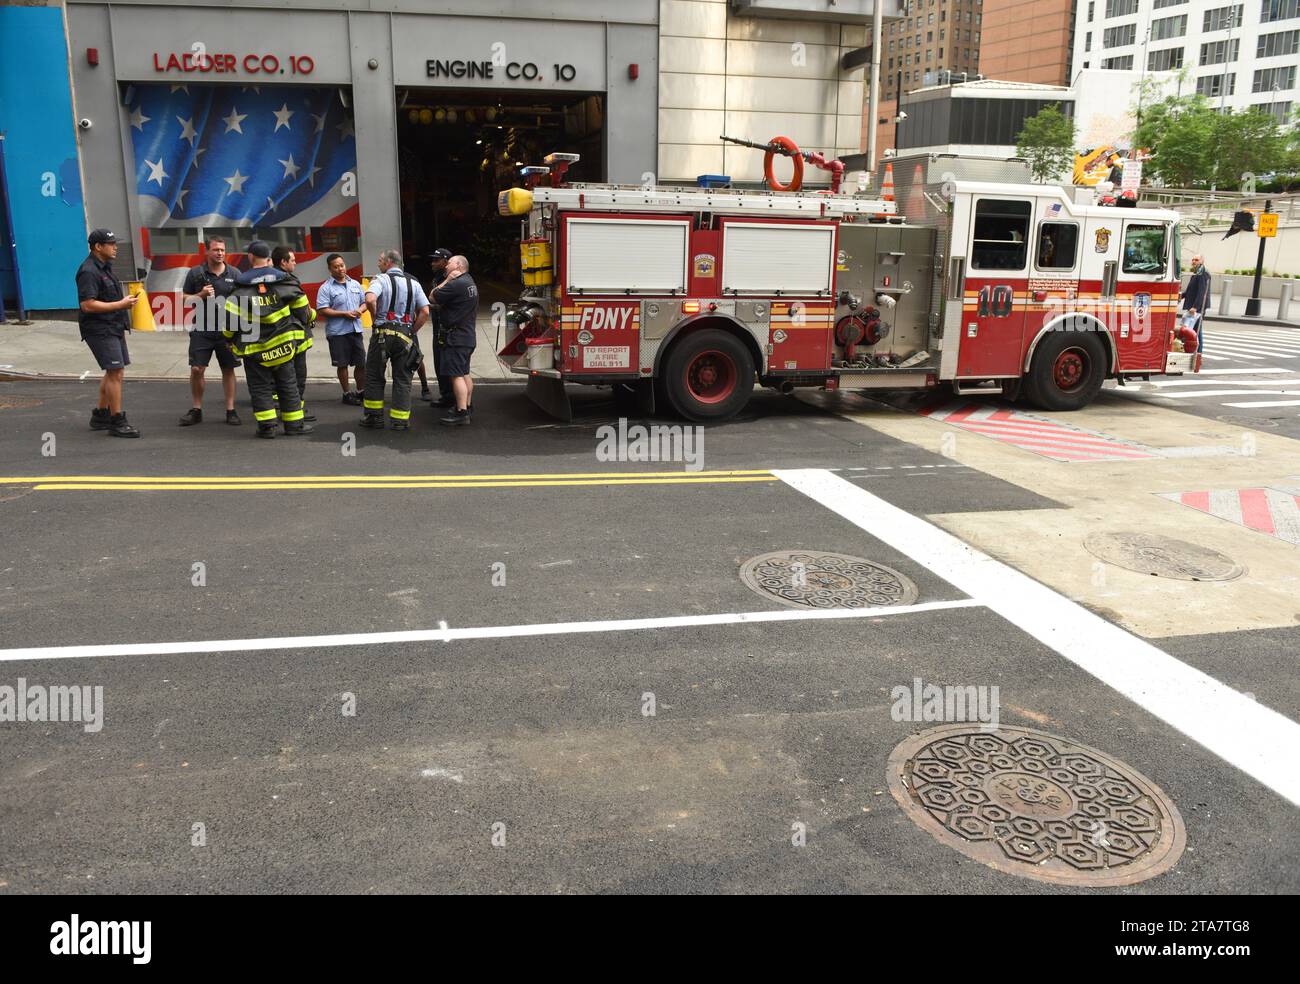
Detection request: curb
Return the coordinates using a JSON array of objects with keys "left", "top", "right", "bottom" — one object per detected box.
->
[
  {"left": 1205, "top": 316, "right": 1300, "bottom": 330},
  {"left": 0, "top": 369, "right": 522, "bottom": 384}
]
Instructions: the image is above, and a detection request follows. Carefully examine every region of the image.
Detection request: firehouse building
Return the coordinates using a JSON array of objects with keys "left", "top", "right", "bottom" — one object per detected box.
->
[{"left": 54, "top": 0, "right": 889, "bottom": 312}]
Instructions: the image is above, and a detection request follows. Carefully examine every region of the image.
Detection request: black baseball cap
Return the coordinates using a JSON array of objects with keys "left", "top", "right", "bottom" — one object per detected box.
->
[
  {"left": 431, "top": 248, "right": 452, "bottom": 262},
  {"left": 246, "top": 240, "right": 272, "bottom": 259},
  {"left": 88, "top": 228, "right": 117, "bottom": 246}
]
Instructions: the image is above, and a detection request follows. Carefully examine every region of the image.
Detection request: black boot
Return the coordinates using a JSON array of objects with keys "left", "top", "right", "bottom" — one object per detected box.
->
[
  {"left": 439, "top": 407, "right": 471, "bottom": 426},
  {"left": 256, "top": 424, "right": 277, "bottom": 439},
  {"left": 179, "top": 408, "right": 202, "bottom": 426},
  {"left": 359, "top": 414, "right": 385, "bottom": 430},
  {"left": 225, "top": 409, "right": 242, "bottom": 426},
  {"left": 90, "top": 407, "right": 111, "bottom": 431},
  {"left": 108, "top": 413, "right": 140, "bottom": 438},
  {"left": 284, "top": 422, "right": 315, "bottom": 436}
]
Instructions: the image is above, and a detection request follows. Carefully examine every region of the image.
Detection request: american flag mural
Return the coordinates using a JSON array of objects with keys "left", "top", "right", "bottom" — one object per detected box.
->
[{"left": 127, "top": 83, "right": 359, "bottom": 313}]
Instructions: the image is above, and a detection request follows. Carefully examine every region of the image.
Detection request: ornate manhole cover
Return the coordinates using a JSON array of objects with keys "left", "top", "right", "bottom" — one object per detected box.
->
[
  {"left": 0, "top": 396, "right": 42, "bottom": 410},
  {"left": 887, "top": 725, "right": 1186, "bottom": 886},
  {"left": 1216, "top": 414, "right": 1278, "bottom": 429},
  {"left": 739, "top": 550, "right": 918, "bottom": 609},
  {"left": 1084, "top": 531, "right": 1244, "bottom": 582}
]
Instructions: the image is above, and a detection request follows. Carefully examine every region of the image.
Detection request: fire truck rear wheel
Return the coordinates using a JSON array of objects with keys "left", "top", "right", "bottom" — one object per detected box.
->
[
  {"left": 662, "top": 329, "right": 755, "bottom": 422},
  {"left": 1024, "top": 330, "right": 1107, "bottom": 411}
]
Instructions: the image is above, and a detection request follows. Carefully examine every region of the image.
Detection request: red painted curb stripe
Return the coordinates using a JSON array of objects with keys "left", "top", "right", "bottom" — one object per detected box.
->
[
  {"left": 1181, "top": 491, "right": 1211, "bottom": 512},
  {"left": 1238, "top": 488, "right": 1276, "bottom": 536},
  {"left": 954, "top": 423, "right": 1155, "bottom": 457},
  {"left": 955, "top": 419, "right": 1152, "bottom": 451}
]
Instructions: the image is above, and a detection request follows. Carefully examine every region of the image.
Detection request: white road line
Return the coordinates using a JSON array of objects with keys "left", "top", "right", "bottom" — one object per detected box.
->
[
  {"left": 1193, "top": 368, "right": 1291, "bottom": 375},
  {"left": 1156, "top": 389, "right": 1300, "bottom": 399},
  {"left": 0, "top": 598, "right": 982, "bottom": 663},
  {"left": 1149, "top": 377, "right": 1300, "bottom": 388},
  {"left": 1223, "top": 399, "right": 1300, "bottom": 408},
  {"left": 1201, "top": 348, "right": 1266, "bottom": 360},
  {"left": 773, "top": 468, "right": 1300, "bottom": 808}
]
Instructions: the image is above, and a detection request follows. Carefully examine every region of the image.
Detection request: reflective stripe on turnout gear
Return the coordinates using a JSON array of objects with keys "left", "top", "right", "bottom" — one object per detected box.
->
[{"left": 389, "top": 408, "right": 411, "bottom": 420}]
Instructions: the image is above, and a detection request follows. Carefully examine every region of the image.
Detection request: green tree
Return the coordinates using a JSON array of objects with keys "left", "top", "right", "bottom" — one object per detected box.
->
[
  {"left": 1015, "top": 103, "right": 1077, "bottom": 182},
  {"left": 1213, "top": 108, "right": 1287, "bottom": 189},
  {"left": 1142, "top": 101, "right": 1219, "bottom": 187}
]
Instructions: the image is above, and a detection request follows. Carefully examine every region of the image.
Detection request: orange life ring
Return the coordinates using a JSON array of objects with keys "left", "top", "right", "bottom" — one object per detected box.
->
[{"left": 763, "top": 136, "right": 804, "bottom": 192}]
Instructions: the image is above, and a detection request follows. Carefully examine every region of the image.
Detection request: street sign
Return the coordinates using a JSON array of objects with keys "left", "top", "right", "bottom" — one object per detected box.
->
[{"left": 1258, "top": 213, "right": 1278, "bottom": 238}]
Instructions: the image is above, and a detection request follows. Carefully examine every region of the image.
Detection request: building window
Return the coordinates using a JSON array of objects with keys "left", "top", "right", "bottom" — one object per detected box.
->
[
  {"left": 1104, "top": 24, "right": 1138, "bottom": 47},
  {"left": 1102, "top": 54, "right": 1135, "bottom": 68},
  {"left": 1199, "top": 38, "right": 1241, "bottom": 64},
  {"left": 1258, "top": 29, "right": 1300, "bottom": 55},
  {"left": 975, "top": 31, "right": 980, "bottom": 42},
  {"left": 1088, "top": 0, "right": 1095, "bottom": 20},
  {"left": 1149, "top": 47, "right": 1185, "bottom": 70},
  {"left": 1085, "top": 32, "right": 1093, "bottom": 51},
  {"left": 965, "top": 48, "right": 971, "bottom": 59},
  {"left": 1036, "top": 222, "right": 1079, "bottom": 271},
  {"left": 1196, "top": 72, "right": 1236, "bottom": 97},
  {"left": 939, "top": 47, "right": 944, "bottom": 58},
  {"left": 1151, "top": 14, "right": 1187, "bottom": 39},
  {"left": 1105, "top": 0, "right": 1138, "bottom": 15},
  {"left": 1261, "top": 0, "right": 1300, "bottom": 22},
  {"left": 1123, "top": 225, "right": 1166, "bottom": 276},
  {"left": 1153, "top": 0, "right": 1187, "bottom": 7},
  {"left": 940, "top": 29, "right": 946, "bottom": 40},
  {"left": 928, "top": 12, "right": 935, "bottom": 23},
  {"left": 1253, "top": 65, "right": 1297, "bottom": 91},
  {"left": 972, "top": 199, "right": 1031, "bottom": 272},
  {"left": 1203, "top": 5, "right": 1244, "bottom": 30},
  {"left": 928, "top": 30, "right": 934, "bottom": 41},
  {"left": 1259, "top": 100, "right": 1293, "bottom": 122}
]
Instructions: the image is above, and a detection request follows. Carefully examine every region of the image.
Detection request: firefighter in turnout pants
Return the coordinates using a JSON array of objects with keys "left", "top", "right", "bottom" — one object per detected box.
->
[
  {"left": 361, "top": 249, "right": 430, "bottom": 431},
  {"left": 223, "top": 240, "right": 315, "bottom": 438}
]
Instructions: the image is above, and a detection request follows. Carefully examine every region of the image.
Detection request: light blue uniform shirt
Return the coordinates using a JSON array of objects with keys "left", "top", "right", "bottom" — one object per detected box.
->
[
  {"left": 366, "top": 266, "right": 429, "bottom": 327},
  {"left": 316, "top": 276, "right": 366, "bottom": 337}
]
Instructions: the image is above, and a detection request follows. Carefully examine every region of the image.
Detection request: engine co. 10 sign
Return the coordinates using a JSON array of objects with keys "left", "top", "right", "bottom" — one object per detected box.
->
[{"left": 426, "top": 59, "right": 577, "bottom": 82}]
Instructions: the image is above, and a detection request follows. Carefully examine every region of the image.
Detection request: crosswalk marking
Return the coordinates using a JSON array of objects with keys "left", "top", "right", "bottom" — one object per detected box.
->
[{"left": 1223, "top": 399, "right": 1300, "bottom": 408}]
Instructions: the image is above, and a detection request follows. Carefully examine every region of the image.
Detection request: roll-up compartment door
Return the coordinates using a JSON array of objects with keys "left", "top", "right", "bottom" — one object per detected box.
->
[
  {"left": 566, "top": 218, "right": 690, "bottom": 294},
  {"left": 721, "top": 222, "right": 836, "bottom": 295}
]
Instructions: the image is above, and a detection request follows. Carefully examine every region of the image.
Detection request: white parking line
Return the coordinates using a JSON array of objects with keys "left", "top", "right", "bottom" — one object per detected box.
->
[
  {"left": 773, "top": 468, "right": 1300, "bottom": 808},
  {"left": 1223, "top": 400, "right": 1300, "bottom": 408},
  {"left": 0, "top": 598, "right": 982, "bottom": 663}
]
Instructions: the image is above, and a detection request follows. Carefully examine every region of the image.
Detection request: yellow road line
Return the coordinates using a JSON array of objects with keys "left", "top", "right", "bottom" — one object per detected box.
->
[
  {"left": 1, "top": 469, "right": 771, "bottom": 484},
  {"left": 33, "top": 476, "right": 779, "bottom": 491}
]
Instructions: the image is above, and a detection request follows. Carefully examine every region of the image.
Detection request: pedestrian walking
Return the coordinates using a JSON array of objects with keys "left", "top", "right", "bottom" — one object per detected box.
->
[
  {"left": 76, "top": 228, "right": 140, "bottom": 438},
  {"left": 1180, "top": 253, "right": 1211, "bottom": 352},
  {"left": 433, "top": 254, "right": 478, "bottom": 426},
  {"left": 222, "top": 240, "right": 314, "bottom": 439},
  {"left": 361, "top": 249, "right": 429, "bottom": 431},
  {"left": 316, "top": 253, "right": 367, "bottom": 405},
  {"left": 179, "top": 235, "right": 241, "bottom": 427}
]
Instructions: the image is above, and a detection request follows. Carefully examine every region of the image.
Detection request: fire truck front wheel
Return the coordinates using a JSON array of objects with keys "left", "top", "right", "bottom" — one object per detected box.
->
[
  {"left": 1023, "top": 330, "right": 1107, "bottom": 411},
  {"left": 662, "top": 330, "right": 755, "bottom": 422}
]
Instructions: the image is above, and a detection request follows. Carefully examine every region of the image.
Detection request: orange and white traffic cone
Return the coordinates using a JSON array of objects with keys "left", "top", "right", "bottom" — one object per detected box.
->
[{"left": 875, "top": 163, "right": 896, "bottom": 219}]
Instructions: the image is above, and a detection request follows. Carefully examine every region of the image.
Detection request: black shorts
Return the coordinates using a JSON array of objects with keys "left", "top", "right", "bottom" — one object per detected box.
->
[
  {"left": 84, "top": 332, "right": 130, "bottom": 370},
  {"left": 440, "top": 344, "right": 474, "bottom": 377},
  {"left": 328, "top": 333, "right": 366, "bottom": 368},
  {"left": 188, "top": 331, "right": 240, "bottom": 370}
]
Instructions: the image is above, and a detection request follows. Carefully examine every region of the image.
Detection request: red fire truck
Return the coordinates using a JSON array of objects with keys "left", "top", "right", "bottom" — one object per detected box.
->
[{"left": 495, "top": 152, "right": 1199, "bottom": 422}]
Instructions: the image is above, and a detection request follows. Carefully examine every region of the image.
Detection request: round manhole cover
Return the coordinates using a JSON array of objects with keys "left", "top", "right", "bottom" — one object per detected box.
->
[
  {"left": 888, "top": 725, "right": 1186, "bottom": 886},
  {"left": 739, "top": 550, "right": 918, "bottom": 609},
  {"left": 0, "top": 396, "right": 42, "bottom": 410},
  {"left": 1084, "top": 531, "right": 1244, "bottom": 582}
]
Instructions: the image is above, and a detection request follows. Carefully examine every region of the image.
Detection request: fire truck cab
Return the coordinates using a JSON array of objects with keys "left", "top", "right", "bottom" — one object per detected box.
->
[{"left": 496, "top": 153, "right": 1197, "bottom": 422}]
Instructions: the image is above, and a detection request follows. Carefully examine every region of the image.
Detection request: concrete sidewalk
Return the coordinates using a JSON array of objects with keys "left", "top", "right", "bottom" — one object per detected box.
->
[
  {"left": 0, "top": 317, "right": 516, "bottom": 381},
  {"left": 1204, "top": 293, "right": 1300, "bottom": 329}
]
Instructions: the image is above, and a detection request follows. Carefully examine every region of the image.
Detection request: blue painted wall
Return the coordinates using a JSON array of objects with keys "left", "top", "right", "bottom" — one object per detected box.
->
[{"left": 0, "top": 7, "right": 86, "bottom": 312}]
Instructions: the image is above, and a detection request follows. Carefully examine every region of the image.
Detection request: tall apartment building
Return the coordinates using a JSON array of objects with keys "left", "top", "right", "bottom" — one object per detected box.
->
[
  {"left": 1071, "top": 0, "right": 1300, "bottom": 122},
  {"left": 979, "top": 0, "right": 1077, "bottom": 86},
  {"left": 883, "top": 0, "right": 986, "bottom": 101}
]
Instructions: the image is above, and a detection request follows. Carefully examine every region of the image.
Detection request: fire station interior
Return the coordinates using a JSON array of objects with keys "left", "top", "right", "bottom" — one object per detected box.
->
[{"left": 394, "top": 87, "right": 604, "bottom": 300}]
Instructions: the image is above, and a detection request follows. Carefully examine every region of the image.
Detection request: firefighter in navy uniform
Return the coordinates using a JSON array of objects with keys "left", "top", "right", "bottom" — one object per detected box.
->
[
  {"left": 223, "top": 240, "right": 314, "bottom": 439},
  {"left": 272, "top": 246, "right": 317, "bottom": 423},
  {"left": 361, "top": 249, "right": 430, "bottom": 431},
  {"left": 426, "top": 247, "right": 454, "bottom": 407}
]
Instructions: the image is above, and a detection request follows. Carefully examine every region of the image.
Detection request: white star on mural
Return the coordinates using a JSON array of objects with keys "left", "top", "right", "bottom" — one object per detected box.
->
[
  {"left": 306, "top": 164, "right": 323, "bottom": 187},
  {"left": 192, "top": 146, "right": 207, "bottom": 169},
  {"left": 279, "top": 154, "right": 300, "bottom": 180},
  {"left": 273, "top": 103, "right": 295, "bottom": 132},
  {"left": 177, "top": 116, "right": 199, "bottom": 145},
  {"left": 170, "top": 84, "right": 190, "bottom": 95},
  {"left": 335, "top": 118, "right": 355, "bottom": 140},
  {"left": 175, "top": 188, "right": 189, "bottom": 210},
  {"left": 265, "top": 196, "right": 277, "bottom": 213},
  {"left": 222, "top": 108, "right": 247, "bottom": 134},
  {"left": 311, "top": 112, "right": 327, "bottom": 134},
  {"left": 128, "top": 107, "right": 151, "bottom": 131},
  {"left": 223, "top": 169, "right": 248, "bottom": 195},
  {"left": 144, "top": 158, "right": 169, "bottom": 186},
  {"left": 240, "top": 85, "right": 262, "bottom": 95}
]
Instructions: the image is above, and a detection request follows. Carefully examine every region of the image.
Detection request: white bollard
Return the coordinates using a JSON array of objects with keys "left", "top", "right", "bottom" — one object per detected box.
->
[
  {"left": 1279, "top": 281, "right": 1293, "bottom": 322},
  {"left": 1218, "top": 278, "right": 1233, "bottom": 316}
]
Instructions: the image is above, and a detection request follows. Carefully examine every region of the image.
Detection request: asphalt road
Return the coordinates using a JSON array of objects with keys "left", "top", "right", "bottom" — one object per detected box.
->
[{"left": 1, "top": 378, "right": 1297, "bottom": 894}]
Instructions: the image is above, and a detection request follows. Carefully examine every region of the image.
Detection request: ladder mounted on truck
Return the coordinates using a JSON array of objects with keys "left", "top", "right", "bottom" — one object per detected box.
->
[{"left": 503, "top": 183, "right": 899, "bottom": 220}]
